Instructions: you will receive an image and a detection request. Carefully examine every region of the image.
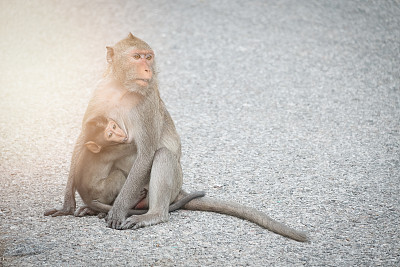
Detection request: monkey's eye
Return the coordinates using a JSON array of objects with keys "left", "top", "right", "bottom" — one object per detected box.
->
[
  {"left": 108, "top": 132, "right": 113, "bottom": 138},
  {"left": 133, "top": 54, "right": 141, "bottom": 60},
  {"left": 146, "top": 54, "right": 153, "bottom": 60},
  {"left": 112, "top": 124, "right": 116, "bottom": 130}
]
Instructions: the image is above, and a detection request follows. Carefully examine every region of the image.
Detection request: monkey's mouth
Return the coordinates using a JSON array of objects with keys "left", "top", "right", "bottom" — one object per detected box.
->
[{"left": 134, "top": 78, "right": 150, "bottom": 86}]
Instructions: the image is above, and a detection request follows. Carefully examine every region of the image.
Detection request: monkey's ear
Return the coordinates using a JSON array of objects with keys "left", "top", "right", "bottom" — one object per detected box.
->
[
  {"left": 85, "top": 141, "right": 102, "bottom": 153},
  {"left": 128, "top": 32, "right": 135, "bottom": 39},
  {"left": 106, "top": 46, "right": 114, "bottom": 64}
]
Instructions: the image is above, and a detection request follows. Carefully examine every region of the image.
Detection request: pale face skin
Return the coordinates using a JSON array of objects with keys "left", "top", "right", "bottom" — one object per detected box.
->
[
  {"left": 104, "top": 120, "right": 127, "bottom": 144},
  {"left": 126, "top": 49, "right": 154, "bottom": 87},
  {"left": 85, "top": 119, "right": 128, "bottom": 154}
]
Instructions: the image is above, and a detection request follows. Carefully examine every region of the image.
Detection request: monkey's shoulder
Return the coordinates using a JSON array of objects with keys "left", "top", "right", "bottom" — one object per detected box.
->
[
  {"left": 93, "top": 84, "right": 124, "bottom": 102},
  {"left": 93, "top": 82, "right": 144, "bottom": 109}
]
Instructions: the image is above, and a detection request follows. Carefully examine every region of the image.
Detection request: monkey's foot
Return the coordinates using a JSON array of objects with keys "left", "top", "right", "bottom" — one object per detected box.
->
[
  {"left": 120, "top": 213, "right": 168, "bottom": 230},
  {"left": 44, "top": 206, "right": 75, "bottom": 217},
  {"left": 97, "top": 212, "right": 107, "bottom": 219},
  {"left": 74, "top": 206, "right": 99, "bottom": 217}
]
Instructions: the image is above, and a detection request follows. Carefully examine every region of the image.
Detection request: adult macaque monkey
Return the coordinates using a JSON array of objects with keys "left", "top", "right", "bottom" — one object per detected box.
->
[{"left": 45, "top": 33, "right": 308, "bottom": 242}]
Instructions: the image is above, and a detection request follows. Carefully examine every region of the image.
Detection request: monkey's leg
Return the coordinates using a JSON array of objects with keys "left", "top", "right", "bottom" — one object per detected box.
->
[
  {"left": 95, "top": 169, "right": 127, "bottom": 204},
  {"left": 44, "top": 136, "right": 84, "bottom": 217},
  {"left": 75, "top": 169, "right": 127, "bottom": 217},
  {"left": 121, "top": 147, "right": 183, "bottom": 230}
]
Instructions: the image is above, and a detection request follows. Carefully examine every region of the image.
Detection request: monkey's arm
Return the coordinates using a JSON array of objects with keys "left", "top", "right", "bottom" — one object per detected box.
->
[
  {"left": 44, "top": 166, "right": 77, "bottom": 216},
  {"left": 106, "top": 153, "right": 154, "bottom": 229},
  {"left": 44, "top": 138, "right": 82, "bottom": 216}
]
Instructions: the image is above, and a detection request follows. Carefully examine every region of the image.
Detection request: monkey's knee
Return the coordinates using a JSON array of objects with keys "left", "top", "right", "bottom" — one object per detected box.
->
[
  {"left": 153, "top": 147, "right": 177, "bottom": 162},
  {"left": 152, "top": 147, "right": 182, "bottom": 180},
  {"left": 156, "top": 147, "right": 182, "bottom": 173},
  {"left": 151, "top": 148, "right": 182, "bottom": 191}
]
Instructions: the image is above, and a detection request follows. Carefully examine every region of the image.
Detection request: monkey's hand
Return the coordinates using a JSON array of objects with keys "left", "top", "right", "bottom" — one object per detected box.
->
[
  {"left": 44, "top": 193, "right": 76, "bottom": 217},
  {"left": 44, "top": 205, "right": 75, "bottom": 217},
  {"left": 105, "top": 208, "right": 127, "bottom": 229},
  {"left": 74, "top": 206, "right": 99, "bottom": 217}
]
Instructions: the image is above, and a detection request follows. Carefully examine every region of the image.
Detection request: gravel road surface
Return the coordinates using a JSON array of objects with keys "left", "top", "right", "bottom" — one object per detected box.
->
[{"left": 1, "top": 0, "right": 399, "bottom": 266}]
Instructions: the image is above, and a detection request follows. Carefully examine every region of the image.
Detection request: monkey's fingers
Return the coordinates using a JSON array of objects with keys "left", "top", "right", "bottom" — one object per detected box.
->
[
  {"left": 44, "top": 209, "right": 57, "bottom": 216},
  {"left": 105, "top": 209, "right": 127, "bottom": 229},
  {"left": 120, "top": 216, "right": 139, "bottom": 230},
  {"left": 107, "top": 219, "right": 122, "bottom": 229},
  {"left": 74, "top": 206, "right": 98, "bottom": 217},
  {"left": 97, "top": 212, "right": 107, "bottom": 219},
  {"left": 105, "top": 215, "right": 123, "bottom": 229},
  {"left": 44, "top": 208, "right": 74, "bottom": 217}
]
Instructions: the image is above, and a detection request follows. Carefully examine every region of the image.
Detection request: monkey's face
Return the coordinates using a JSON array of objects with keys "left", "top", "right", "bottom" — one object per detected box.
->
[
  {"left": 104, "top": 120, "right": 128, "bottom": 144},
  {"left": 107, "top": 33, "right": 156, "bottom": 91},
  {"left": 113, "top": 48, "right": 155, "bottom": 90}
]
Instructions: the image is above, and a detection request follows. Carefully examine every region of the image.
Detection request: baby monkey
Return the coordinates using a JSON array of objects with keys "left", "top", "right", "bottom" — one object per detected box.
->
[
  {"left": 84, "top": 116, "right": 128, "bottom": 154},
  {"left": 71, "top": 116, "right": 204, "bottom": 217}
]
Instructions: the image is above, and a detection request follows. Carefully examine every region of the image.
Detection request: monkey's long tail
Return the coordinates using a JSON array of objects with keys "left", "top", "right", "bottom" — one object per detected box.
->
[
  {"left": 179, "top": 191, "right": 309, "bottom": 242},
  {"left": 86, "top": 191, "right": 206, "bottom": 216}
]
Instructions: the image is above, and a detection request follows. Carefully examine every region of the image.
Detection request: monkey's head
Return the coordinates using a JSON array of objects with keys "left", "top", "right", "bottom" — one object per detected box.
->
[
  {"left": 106, "top": 33, "right": 157, "bottom": 93},
  {"left": 84, "top": 117, "right": 127, "bottom": 154}
]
